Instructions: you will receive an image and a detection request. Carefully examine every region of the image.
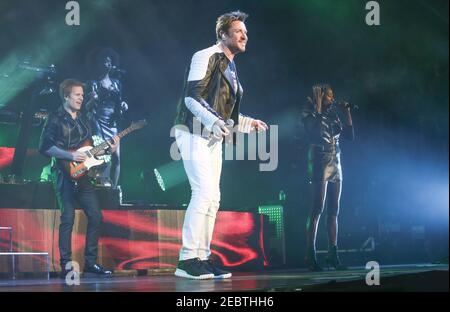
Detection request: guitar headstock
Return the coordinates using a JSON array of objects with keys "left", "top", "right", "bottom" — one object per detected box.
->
[{"left": 130, "top": 119, "right": 148, "bottom": 130}]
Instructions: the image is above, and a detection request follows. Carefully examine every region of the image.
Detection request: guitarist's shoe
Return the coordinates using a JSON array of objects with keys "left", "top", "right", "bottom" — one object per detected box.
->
[{"left": 83, "top": 264, "right": 113, "bottom": 278}]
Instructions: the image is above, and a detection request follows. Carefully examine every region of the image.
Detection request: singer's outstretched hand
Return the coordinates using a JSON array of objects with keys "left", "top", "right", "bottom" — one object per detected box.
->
[{"left": 251, "top": 119, "right": 268, "bottom": 132}]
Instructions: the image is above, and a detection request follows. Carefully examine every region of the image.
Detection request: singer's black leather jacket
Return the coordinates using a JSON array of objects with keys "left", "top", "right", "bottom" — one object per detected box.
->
[{"left": 174, "top": 44, "right": 246, "bottom": 135}]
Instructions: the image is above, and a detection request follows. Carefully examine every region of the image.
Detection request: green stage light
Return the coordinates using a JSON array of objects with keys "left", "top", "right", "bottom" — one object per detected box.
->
[
  {"left": 258, "top": 205, "right": 285, "bottom": 240},
  {"left": 154, "top": 161, "right": 187, "bottom": 192},
  {"left": 0, "top": 4, "right": 100, "bottom": 109}
]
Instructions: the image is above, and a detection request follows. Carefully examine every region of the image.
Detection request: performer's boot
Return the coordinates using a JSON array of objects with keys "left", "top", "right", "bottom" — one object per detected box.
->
[
  {"left": 305, "top": 247, "right": 323, "bottom": 272},
  {"left": 325, "top": 245, "right": 347, "bottom": 270}
]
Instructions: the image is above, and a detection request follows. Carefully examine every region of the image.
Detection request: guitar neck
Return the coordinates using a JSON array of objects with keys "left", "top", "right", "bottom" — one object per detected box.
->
[
  {"left": 117, "top": 126, "right": 135, "bottom": 139},
  {"left": 90, "top": 126, "right": 137, "bottom": 155}
]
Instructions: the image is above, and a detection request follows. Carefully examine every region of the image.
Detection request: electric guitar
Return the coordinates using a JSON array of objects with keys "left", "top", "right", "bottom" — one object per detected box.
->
[{"left": 61, "top": 119, "right": 148, "bottom": 180}]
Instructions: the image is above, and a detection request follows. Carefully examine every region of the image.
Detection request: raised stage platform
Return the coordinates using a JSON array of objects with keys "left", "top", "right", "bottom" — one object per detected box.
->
[
  {"left": 0, "top": 181, "right": 286, "bottom": 276},
  {"left": 0, "top": 264, "right": 448, "bottom": 292},
  {"left": 1, "top": 182, "right": 448, "bottom": 293}
]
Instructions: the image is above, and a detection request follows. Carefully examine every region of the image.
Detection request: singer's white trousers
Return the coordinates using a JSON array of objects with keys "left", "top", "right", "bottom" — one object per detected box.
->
[{"left": 175, "top": 129, "right": 223, "bottom": 261}]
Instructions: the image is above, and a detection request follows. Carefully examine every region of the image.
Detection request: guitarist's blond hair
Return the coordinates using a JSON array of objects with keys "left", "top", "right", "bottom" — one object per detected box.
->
[{"left": 59, "top": 78, "right": 85, "bottom": 101}]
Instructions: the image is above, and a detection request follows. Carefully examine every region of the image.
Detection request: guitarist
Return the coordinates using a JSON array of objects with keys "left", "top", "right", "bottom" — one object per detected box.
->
[{"left": 39, "top": 78, "right": 119, "bottom": 278}]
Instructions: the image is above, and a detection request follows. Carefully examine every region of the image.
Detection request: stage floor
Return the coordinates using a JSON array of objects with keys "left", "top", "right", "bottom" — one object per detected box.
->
[{"left": 0, "top": 263, "right": 448, "bottom": 292}]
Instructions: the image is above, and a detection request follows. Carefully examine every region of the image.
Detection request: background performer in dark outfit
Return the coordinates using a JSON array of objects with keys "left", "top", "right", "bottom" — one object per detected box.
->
[
  {"left": 85, "top": 48, "right": 128, "bottom": 189},
  {"left": 301, "top": 83, "right": 355, "bottom": 271}
]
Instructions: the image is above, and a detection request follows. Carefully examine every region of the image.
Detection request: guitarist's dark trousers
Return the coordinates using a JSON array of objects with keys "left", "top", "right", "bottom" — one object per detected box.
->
[{"left": 54, "top": 169, "right": 102, "bottom": 268}]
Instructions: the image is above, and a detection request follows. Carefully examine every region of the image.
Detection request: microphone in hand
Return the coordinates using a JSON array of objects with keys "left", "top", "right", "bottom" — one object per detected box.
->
[
  {"left": 336, "top": 100, "right": 359, "bottom": 111},
  {"left": 111, "top": 66, "right": 127, "bottom": 74},
  {"left": 209, "top": 119, "right": 234, "bottom": 147}
]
